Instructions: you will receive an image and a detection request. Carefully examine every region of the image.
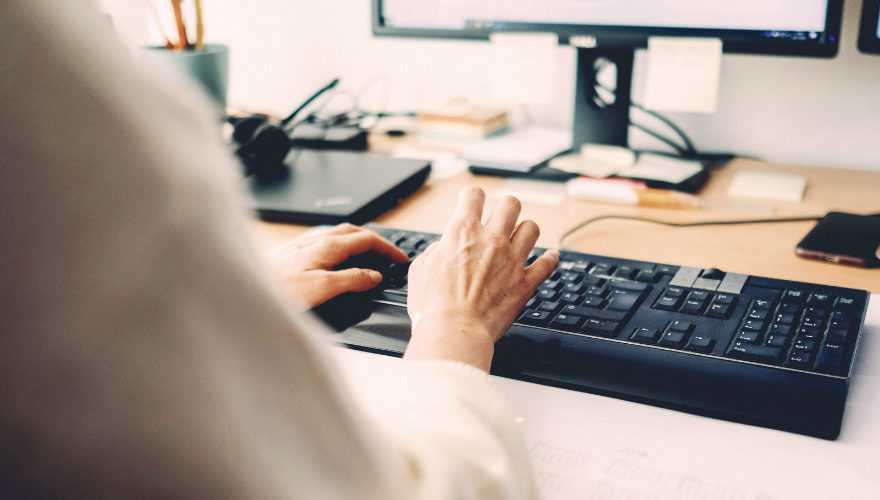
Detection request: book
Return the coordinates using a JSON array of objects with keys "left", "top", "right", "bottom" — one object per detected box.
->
[{"left": 418, "top": 100, "right": 508, "bottom": 138}]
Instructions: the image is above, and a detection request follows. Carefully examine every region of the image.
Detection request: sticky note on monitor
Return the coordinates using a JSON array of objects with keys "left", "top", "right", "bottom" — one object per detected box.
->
[
  {"left": 491, "top": 32, "right": 558, "bottom": 104},
  {"left": 643, "top": 37, "right": 723, "bottom": 113}
]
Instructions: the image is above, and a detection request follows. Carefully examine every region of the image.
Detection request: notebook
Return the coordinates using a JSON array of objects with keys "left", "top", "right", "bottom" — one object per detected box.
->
[{"left": 246, "top": 149, "right": 431, "bottom": 225}]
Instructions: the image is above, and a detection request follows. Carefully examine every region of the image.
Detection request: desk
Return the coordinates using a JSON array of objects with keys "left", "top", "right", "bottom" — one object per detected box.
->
[
  {"left": 251, "top": 158, "right": 880, "bottom": 499},
  {"left": 251, "top": 158, "right": 880, "bottom": 293}
]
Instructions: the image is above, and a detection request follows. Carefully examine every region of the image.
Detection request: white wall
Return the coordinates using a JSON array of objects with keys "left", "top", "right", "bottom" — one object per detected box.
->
[{"left": 107, "top": 0, "right": 880, "bottom": 171}]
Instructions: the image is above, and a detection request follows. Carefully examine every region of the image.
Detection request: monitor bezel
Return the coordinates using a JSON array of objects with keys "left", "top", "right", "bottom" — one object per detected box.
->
[
  {"left": 372, "top": 0, "right": 842, "bottom": 58},
  {"left": 858, "top": 0, "right": 880, "bottom": 54}
]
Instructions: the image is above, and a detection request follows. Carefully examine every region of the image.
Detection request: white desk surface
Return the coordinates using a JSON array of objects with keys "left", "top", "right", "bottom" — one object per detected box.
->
[{"left": 333, "top": 299, "right": 880, "bottom": 500}]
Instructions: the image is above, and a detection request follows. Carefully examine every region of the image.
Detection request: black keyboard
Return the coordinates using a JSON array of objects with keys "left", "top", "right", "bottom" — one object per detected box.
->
[{"left": 316, "top": 226, "right": 871, "bottom": 440}]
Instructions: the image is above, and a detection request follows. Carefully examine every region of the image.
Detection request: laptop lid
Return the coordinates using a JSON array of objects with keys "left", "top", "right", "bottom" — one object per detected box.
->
[{"left": 247, "top": 149, "right": 431, "bottom": 225}]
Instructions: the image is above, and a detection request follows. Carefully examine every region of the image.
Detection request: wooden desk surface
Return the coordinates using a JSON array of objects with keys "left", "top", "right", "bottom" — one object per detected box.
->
[{"left": 250, "top": 158, "right": 880, "bottom": 293}]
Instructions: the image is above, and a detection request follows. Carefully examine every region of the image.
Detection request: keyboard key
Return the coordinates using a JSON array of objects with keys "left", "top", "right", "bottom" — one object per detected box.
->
[
  {"left": 834, "top": 295, "right": 859, "bottom": 310},
  {"left": 687, "top": 290, "right": 711, "bottom": 302},
  {"left": 542, "top": 280, "right": 563, "bottom": 291},
  {"left": 801, "top": 317, "right": 822, "bottom": 329},
  {"left": 635, "top": 269, "right": 660, "bottom": 283},
  {"left": 560, "top": 292, "right": 582, "bottom": 304},
  {"left": 783, "top": 289, "right": 807, "bottom": 302},
  {"left": 704, "top": 302, "right": 731, "bottom": 319},
  {"left": 830, "top": 310, "right": 853, "bottom": 322},
  {"left": 826, "top": 327, "right": 848, "bottom": 344},
  {"left": 563, "top": 283, "right": 585, "bottom": 294},
  {"left": 686, "top": 336, "right": 715, "bottom": 353},
  {"left": 797, "top": 327, "right": 821, "bottom": 340},
  {"left": 607, "top": 292, "right": 641, "bottom": 311},
  {"left": 581, "top": 318, "right": 619, "bottom": 337},
  {"left": 550, "top": 313, "right": 583, "bottom": 331},
  {"left": 817, "top": 343, "right": 844, "bottom": 369},
  {"left": 807, "top": 293, "right": 832, "bottom": 307},
  {"left": 654, "top": 296, "right": 681, "bottom": 311},
  {"left": 679, "top": 300, "right": 705, "bottom": 315},
  {"left": 612, "top": 266, "right": 637, "bottom": 279},
  {"left": 538, "top": 301, "right": 562, "bottom": 313},
  {"left": 765, "top": 335, "right": 787, "bottom": 347},
  {"left": 729, "top": 342, "right": 782, "bottom": 363},
  {"left": 525, "top": 297, "right": 538, "bottom": 309},
  {"left": 668, "top": 320, "right": 694, "bottom": 333},
  {"left": 787, "top": 351, "right": 813, "bottom": 368},
  {"left": 537, "top": 289, "right": 561, "bottom": 301},
  {"left": 561, "top": 305, "right": 626, "bottom": 321},
  {"left": 737, "top": 330, "right": 760, "bottom": 342},
  {"left": 748, "top": 309, "right": 768, "bottom": 321},
  {"left": 774, "top": 313, "right": 796, "bottom": 325},
  {"left": 753, "top": 299, "right": 773, "bottom": 310},
  {"left": 631, "top": 327, "right": 660, "bottom": 343},
  {"left": 777, "top": 303, "right": 799, "bottom": 314},
  {"left": 607, "top": 279, "right": 649, "bottom": 291},
  {"left": 664, "top": 286, "right": 686, "bottom": 298},
  {"left": 742, "top": 319, "right": 764, "bottom": 332},
  {"left": 519, "top": 310, "right": 551, "bottom": 326},
  {"left": 590, "top": 263, "right": 615, "bottom": 276},
  {"left": 658, "top": 330, "right": 688, "bottom": 348},
  {"left": 560, "top": 272, "right": 583, "bottom": 283},
  {"left": 804, "top": 307, "right": 827, "bottom": 319},
  {"left": 793, "top": 339, "right": 816, "bottom": 352},
  {"left": 581, "top": 296, "right": 605, "bottom": 308},
  {"left": 713, "top": 293, "right": 736, "bottom": 304},
  {"left": 586, "top": 286, "right": 609, "bottom": 298},
  {"left": 769, "top": 324, "right": 792, "bottom": 336}
]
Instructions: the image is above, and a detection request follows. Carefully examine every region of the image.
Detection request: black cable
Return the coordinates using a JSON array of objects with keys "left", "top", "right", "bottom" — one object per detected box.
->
[
  {"left": 630, "top": 102, "right": 697, "bottom": 156},
  {"left": 280, "top": 78, "right": 340, "bottom": 127},
  {"left": 559, "top": 214, "right": 823, "bottom": 250},
  {"left": 629, "top": 123, "right": 688, "bottom": 155}
]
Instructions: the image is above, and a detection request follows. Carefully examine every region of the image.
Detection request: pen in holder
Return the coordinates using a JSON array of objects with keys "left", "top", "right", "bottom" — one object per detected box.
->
[{"left": 140, "top": 0, "right": 228, "bottom": 109}]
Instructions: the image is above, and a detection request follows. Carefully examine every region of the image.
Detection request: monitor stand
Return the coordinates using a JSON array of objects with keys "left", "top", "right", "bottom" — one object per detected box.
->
[{"left": 572, "top": 47, "right": 634, "bottom": 150}]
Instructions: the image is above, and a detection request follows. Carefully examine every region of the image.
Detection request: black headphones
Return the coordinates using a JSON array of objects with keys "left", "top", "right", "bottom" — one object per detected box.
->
[
  {"left": 229, "top": 78, "right": 340, "bottom": 181},
  {"left": 229, "top": 115, "right": 291, "bottom": 181}
]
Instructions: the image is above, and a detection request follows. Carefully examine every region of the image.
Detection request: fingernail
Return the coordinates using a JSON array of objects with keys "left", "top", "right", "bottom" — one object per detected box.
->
[
  {"left": 369, "top": 270, "right": 383, "bottom": 284},
  {"left": 544, "top": 249, "right": 560, "bottom": 258}
]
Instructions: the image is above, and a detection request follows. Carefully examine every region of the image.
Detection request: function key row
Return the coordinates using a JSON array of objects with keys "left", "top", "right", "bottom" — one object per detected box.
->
[{"left": 544, "top": 254, "right": 679, "bottom": 284}]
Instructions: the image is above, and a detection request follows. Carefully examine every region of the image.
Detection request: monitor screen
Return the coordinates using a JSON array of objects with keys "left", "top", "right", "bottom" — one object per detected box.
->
[
  {"left": 859, "top": 0, "right": 880, "bottom": 54},
  {"left": 374, "top": 0, "right": 842, "bottom": 57}
]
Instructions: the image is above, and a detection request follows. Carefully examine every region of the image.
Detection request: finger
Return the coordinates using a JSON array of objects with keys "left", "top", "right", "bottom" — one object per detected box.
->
[
  {"left": 485, "top": 195, "right": 522, "bottom": 237},
  {"left": 321, "top": 222, "right": 362, "bottom": 236},
  {"left": 322, "top": 268, "right": 384, "bottom": 296},
  {"left": 510, "top": 219, "right": 540, "bottom": 260},
  {"left": 523, "top": 249, "right": 560, "bottom": 291},
  {"left": 451, "top": 186, "right": 486, "bottom": 225},
  {"left": 408, "top": 240, "right": 439, "bottom": 277},
  {"left": 330, "top": 232, "right": 410, "bottom": 265}
]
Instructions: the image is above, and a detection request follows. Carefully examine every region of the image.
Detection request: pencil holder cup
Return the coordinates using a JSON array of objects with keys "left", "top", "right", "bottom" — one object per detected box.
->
[{"left": 140, "top": 44, "right": 229, "bottom": 109}]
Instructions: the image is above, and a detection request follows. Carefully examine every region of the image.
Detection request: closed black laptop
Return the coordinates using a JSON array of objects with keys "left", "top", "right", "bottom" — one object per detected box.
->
[{"left": 247, "top": 149, "right": 431, "bottom": 225}]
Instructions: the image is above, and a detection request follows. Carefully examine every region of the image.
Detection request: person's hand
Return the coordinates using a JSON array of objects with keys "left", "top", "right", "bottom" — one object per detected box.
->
[
  {"left": 404, "top": 187, "right": 560, "bottom": 372},
  {"left": 264, "top": 224, "right": 409, "bottom": 310}
]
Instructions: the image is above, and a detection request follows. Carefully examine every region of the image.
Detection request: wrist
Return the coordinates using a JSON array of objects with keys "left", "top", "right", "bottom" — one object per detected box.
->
[{"left": 404, "top": 310, "right": 497, "bottom": 372}]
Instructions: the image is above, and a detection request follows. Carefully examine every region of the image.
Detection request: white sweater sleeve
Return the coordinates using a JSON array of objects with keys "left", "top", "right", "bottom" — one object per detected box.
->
[{"left": 0, "top": 2, "right": 538, "bottom": 499}]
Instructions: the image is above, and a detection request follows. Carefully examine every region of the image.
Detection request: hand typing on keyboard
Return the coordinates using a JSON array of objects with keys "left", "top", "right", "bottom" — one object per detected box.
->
[
  {"left": 404, "top": 187, "right": 560, "bottom": 372},
  {"left": 264, "top": 223, "right": 410, "bottom": 310}
]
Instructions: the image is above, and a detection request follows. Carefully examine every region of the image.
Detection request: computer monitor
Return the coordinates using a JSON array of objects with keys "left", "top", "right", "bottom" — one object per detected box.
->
[
  {"left": 859, "top": 0, "right": 880, "bottom": 54},
  {"left": 372, "top": 0, "right": 843, "bottom": 151}
]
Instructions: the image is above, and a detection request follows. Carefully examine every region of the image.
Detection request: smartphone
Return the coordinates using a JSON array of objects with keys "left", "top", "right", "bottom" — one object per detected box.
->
[{"left": 795, "top": 212, "right": 880, "bottom": 267}]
